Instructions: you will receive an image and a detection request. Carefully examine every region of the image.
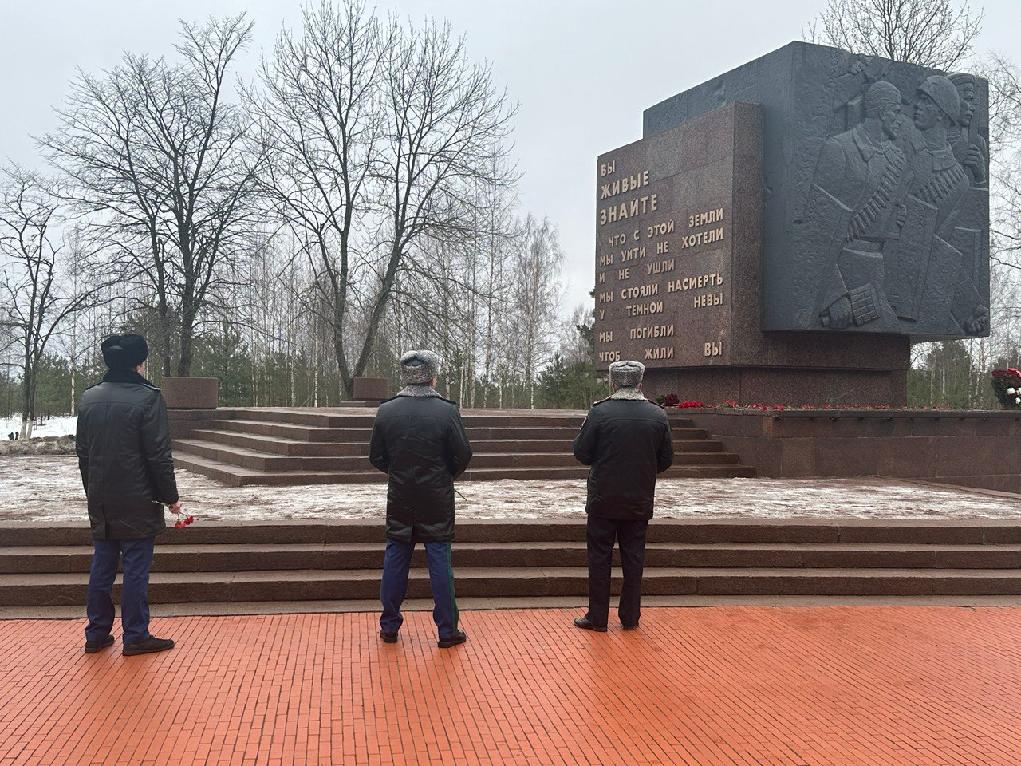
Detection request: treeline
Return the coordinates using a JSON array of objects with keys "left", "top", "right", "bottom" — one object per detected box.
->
[
  {"left": 0, "top": 2, "right": 606, "bottom": 436},
  {"left": 5, "top": 0, "right": 1021, "bottom": 434}
]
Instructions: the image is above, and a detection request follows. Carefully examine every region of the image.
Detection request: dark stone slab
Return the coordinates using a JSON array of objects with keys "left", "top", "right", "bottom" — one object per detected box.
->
[
  {"left": 162, "top": 377, "right": 219, "bottom": 409},
  {"left": 352, "top": 377, "right": 390, "bottom": 401}
]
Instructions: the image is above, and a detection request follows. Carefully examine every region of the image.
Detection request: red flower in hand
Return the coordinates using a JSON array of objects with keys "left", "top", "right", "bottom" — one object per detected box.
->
[{"left": 174, "top": 515, "right": 195, "bottom": 529}]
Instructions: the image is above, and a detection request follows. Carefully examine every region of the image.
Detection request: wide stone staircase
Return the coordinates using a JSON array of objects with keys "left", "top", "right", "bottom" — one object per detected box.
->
[
  {"left": 171, "top": 408, "right": 755, "bottom": 487},
  {"left": 3, "top": 520, "right": 1021, "bottom": 615}
]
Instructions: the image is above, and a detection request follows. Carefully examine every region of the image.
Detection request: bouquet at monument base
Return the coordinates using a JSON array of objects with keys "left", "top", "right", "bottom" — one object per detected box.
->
[
  {"left": 655, "top": 394, "right": 707, "bottom": 408},
  {"left": 990, "top": 368, "right": 1021, "bottom": 409}
]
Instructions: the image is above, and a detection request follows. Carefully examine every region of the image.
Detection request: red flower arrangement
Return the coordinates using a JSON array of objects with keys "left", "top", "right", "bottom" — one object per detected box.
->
[
  {"left": 991, "top": 368, "right": 1021, "bottom": 409},
  {"left": 991, "top": 368, "right": 1021, "bottom": 378},
  {"left": 174, "top": 515, "right": 195, "bottom": 529},
  {"left": 656, "top": 394, "right": 705, "bottom": 408}
]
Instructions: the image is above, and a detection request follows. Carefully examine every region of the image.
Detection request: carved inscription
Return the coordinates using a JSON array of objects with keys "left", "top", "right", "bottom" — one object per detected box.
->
[{"left": 594, "top": 145, "right": 730, "bottom": 367}]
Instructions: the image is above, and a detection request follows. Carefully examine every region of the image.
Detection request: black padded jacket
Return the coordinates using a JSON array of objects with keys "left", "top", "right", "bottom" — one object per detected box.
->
[
  {"left": 573, "top": 397, "right": 674, "bottom": 520},
  {"left": 75, "top": 372, "right": 180, "bottom": 540},
  {"left": 369, "top": 393, "right": 473, "bottom": 543}
]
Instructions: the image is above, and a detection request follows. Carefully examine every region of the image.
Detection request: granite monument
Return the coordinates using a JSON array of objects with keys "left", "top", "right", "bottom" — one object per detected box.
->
[{"left": 594, "top": 41, "right": 990, "bottom": 406}]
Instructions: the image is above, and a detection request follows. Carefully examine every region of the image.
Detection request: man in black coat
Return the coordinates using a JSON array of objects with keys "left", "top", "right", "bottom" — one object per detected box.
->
[
  {"left": 572, "top": 360, "right": 673, "bottom": 632},
  {"left": 369, "top": 350, "right": 473, "bottom": 648},
  {"left": 76, "top": 334, "right": 181, "bottom": 656}
]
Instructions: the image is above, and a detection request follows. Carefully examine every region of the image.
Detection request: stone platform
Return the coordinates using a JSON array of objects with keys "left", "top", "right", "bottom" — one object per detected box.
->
[
  {"left": 169, "top": 407, "right": 755, "bottom": 487},
  {"left": 687, "top": 407, "right": 1021, "bottom": 493},
  {"left": 6, "top": 518, "right": 1021, "bottom": 615}
]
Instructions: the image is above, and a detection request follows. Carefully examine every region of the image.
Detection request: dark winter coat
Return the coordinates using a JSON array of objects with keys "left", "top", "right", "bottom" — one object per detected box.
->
[
  {"left": 75, "top": 370, "right": 180, "bottom": 540},
  {"left": 573, "top": 396, "right": 674, "bottom": 520},
  {"left": 369, "top": 391, "right": 473, "bottom": 543}
]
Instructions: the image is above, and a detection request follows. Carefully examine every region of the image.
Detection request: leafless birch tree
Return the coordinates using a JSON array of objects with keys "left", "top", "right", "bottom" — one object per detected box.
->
[
  {"left": 255, "top": 0, "right": 515, "bottom": 397},
  {"left": 0, "top": 168, "right": 110, "bottom": 436}
]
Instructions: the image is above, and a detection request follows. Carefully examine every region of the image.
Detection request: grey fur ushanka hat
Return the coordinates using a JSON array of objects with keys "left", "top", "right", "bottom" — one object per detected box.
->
[
  {"left": 609, "top": 360, "right": 645, "bottom": 388},
  {"left": 399, "top": 350, "right": 441, "bottom": 385}
]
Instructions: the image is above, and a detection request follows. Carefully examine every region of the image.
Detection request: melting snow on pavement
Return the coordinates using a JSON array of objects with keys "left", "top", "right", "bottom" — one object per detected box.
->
[{"left": 0, "top": 455, "right": 1018, "bottom": 524}]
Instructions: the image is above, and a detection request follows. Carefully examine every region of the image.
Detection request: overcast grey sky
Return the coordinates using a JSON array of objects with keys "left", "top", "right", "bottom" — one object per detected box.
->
[{"left": 2, "top": 0, "right": 1019, "bottom": 311}]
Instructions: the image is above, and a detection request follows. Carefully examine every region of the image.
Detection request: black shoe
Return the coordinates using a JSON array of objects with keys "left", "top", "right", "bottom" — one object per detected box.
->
[
  {"left": 123, "top": 635, "right": 175, "bottom": 656},
  {"left": 379, "top": 630, "right": 399, "bottom": 644},
  {"left": 84, "top": 635, "right": 114, "bottom": 653},
  {"left": 437, "top": 630, "right": 468, "bottom": 649},
  {"left": 574, "top": 616, "right": 607, "bottom": 633},
  {"left": 622, "top": 623, "right": 639, "bottom": 631}
]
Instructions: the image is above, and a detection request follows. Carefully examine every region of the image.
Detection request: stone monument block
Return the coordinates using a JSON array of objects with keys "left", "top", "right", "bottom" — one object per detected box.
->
[
  {"left": 591, "top": 41, "right": 991, "bottom": 406},
  {"left": 643, "top": 41, "right": 990, "bottom": 339},
  {"left": 161, "top": 377, "right": 219, "bottom": 409}
]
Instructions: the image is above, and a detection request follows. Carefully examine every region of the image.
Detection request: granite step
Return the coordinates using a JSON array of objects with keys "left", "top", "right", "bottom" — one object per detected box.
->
[
  {"left": 12, "top": 593, "right": 1021, "bottom": 619},
  {"left": 12, "top": 521, "right": 1018, "bottom": 548},
  {"left": 6, "top": 566, "right": 1021, "bottom": 606},
  {"left": 188, "top": 430, "right": 632, "bottom": 457},
  {"left": 208, "top": 420, "right": 374, "bottom": 442},
  {"left": 173, "top": 439, "right": 739, "bottom": 473},
  {"left": 217, "top": 408, "right": 621, "bottom": 429},
  {"left": 5, "top": 542, "right": 1021, "bottom": 574},
  {"left": 203, "top": 419, "right": 710, "bottom": 444},
  {"left": 189, "top": 431, "right": 727, "bottom": 457},
  {"left": 173, "top": 452, "right": 754, "bottom": 486}
]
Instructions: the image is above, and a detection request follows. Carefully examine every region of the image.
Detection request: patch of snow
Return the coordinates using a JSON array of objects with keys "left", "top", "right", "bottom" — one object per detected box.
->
[
  {"left": 0, "top": 415, "right": 77, "bottom": 440},
  {"left": 0, "top": 456, "right": 1019, "bottom": 524}
]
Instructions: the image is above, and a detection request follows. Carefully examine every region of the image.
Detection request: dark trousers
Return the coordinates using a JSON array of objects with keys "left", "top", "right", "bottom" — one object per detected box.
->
[
  {"left": 380, "top": 539, "right": 459, "bottom": 639},
  {"left": 586, "top": 516, "right": 649, "bottom": 628},
  {"left": 86, "top": 537, "right": 156, "bottom": 645}
]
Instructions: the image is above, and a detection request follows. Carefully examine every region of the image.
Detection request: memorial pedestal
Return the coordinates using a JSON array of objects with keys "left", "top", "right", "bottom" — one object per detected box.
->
[
  {"left": 352, "top": 377, "right": 390, "bottom": 402},
  {"left": 161, "top": 377, "right": 219, "bottom": 410}
]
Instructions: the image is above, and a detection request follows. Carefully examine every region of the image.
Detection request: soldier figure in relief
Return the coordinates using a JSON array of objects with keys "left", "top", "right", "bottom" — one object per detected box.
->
[
  {"left": 812, "top": 80, "right": 910, "bottom": 330},
  {"left": 908, "top": 75, "right": 970, "bottom": 231}
]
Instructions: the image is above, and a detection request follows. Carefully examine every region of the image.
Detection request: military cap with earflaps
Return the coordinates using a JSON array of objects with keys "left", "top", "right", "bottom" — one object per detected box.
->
[
  {"left": 399, "top": 350, "right": 441, "bottom": 385},
  {"left": 101, "top": 334, "right": 149, "bottom": 370},
  {"left": 609, "top": 360, "right": 645, "bottom": 388}
]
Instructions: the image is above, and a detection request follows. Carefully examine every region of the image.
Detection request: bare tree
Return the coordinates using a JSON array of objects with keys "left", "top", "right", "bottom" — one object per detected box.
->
[
  {"left": 808, "top": 0, "right": 983, "bottom": 70},
  {"left": 507, "top": 215, "right": 563, "bottom": 408},
  {"left": 252, "top": 0, "right": 387, "bottom": 398},
  {"left": 0, "top": 168, "right": 109, "bottom": 437},
  {"left": 255, "top": 0, "right": 515, "bottom": 397},
  {"left": 43, "top": 14, "right": 261, "bottom": 377}
]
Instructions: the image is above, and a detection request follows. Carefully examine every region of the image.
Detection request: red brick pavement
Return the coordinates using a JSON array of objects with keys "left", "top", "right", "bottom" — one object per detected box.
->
[{"left": 2, "top": 607, "right": 1021, "bottom": 765}]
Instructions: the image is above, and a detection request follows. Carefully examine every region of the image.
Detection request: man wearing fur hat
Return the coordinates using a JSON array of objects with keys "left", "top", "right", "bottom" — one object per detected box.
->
[
  {"left": 909, "top": 74, "right": 970, "bottom": 230},
  {"left": 370, "top": 350, "right": 473, "bottom": 648},
  {"left": 572, "top": 360, "right": 673, "bottom": 632},
  {"left": 76, "top": 334, "right": 180, "bottom": 656}
]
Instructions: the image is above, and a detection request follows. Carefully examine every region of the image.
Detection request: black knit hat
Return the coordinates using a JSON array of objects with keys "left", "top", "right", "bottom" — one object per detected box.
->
[{"left": 101, "top": 334, "right": 149, "bottom": 370}]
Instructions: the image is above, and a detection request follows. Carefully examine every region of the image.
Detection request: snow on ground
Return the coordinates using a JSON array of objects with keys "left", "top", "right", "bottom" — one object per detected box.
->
[
  {"left": 0, "top": 455, "right": 1019, "bottom": 524},
  {"left": 0, "top": 415, "right": 76, "bottom": 440}
]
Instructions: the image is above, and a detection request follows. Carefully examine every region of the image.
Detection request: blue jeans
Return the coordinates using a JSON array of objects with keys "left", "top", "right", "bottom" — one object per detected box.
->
[
  {"left": 380, "top": 539, "right": 459, "bottom": 639},
  {"left": 85, "top": 537, "right": 156, "bottom": 645}
]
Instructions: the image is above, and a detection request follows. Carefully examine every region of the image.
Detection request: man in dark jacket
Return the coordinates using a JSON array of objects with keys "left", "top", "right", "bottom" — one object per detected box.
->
[
  {"left": 76, "top": 334, "right": 180, "bottom": 656},
  {"left": 369, "top": 350, "right": 472, "bottom": 648},
  {"left": 572, "top": 360, "right": 673, "bottom": 632}
]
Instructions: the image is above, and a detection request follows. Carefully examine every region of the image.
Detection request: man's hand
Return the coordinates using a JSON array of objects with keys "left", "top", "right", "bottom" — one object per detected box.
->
[
  {"left": 963, "top": 145, "right": 984, "bottom": 169},
  {"left": 168, "top": 501, "right": 183, "bottom": 515},
  {"left": 822, "top": 296, "right": 853, "bottom": 329}
]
